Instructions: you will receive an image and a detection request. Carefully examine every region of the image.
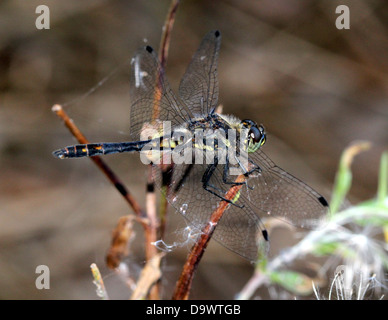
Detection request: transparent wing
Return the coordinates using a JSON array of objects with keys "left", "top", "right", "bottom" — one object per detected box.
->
[
  {"left": 178, "top": 30, "right": 221, "bottom": 117},
  {"left": 129, "top": 46, "right": 193, "bottom": 140},
  {"left": 244, "top": 150, "right": 329, "bottom": 228},
  {"left": 158, "top": 161, "right": 269, "bottom": 262},
  {"left": 156, "top": 148, "right": 328, "bottom": 262}
]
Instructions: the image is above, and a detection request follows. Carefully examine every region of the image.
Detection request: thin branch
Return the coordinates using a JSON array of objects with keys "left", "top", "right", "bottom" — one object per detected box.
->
[
  {"left": 235, "top": 270, "right": 266, "bottom": 300},
  {"left": 53, "top": 0, "right": 181, "bottom": 301},
  {"left": 130, "top": 253, "right": 165, "bottom": 300},
  {"left": 52, "top": 104, "right": 159, "bottom": 261},
  {"left": 90, "top": 263, "right": 109, "bottom": 300},
  {"left": 158, "top": 0, "right": 181, "bottom": 71},
  {"left": 145, "top": 167, "right": 159, "bottom": 259},
  {"left": 145, "top": 0, "right": 181, "bottom": 299},
  {"left": 157, "top": 0, "right": 181, "bottom": 239},
  {"left": 148, "top": 0, "right": 181, "bottom": 227},
  {"left": 172, "top": 174, "right": 247, "bottom": 300},
  {"left": 52, "top": 104, "right": 144, "bottom": 218},
  {"left": 146, "top": 0, "right": 180, "bottom": 237}
]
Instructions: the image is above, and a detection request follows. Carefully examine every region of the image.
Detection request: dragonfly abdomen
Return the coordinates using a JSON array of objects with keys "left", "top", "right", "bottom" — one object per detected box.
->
[{"left": 53, "top": 141, "right": 151, "bottom": 159}]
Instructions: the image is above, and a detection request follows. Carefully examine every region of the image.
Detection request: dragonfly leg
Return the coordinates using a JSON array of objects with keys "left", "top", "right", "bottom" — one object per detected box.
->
[
  {"left": 221, "top": 155, "right": 261, "bottom": 191},
  {"left": 222, "top": 155, "right": 248, "bottom": 186},
  {"left": 202, "top": 159, "right": 244, "bottom": 208},
  {"left": 245, "top": 158, "right": 262, "bottom": 176}
]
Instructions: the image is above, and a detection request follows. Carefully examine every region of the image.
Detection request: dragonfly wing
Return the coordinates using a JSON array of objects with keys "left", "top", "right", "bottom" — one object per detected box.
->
[
  {"left": 179, "top": 30, "right": 221, "bottom": 116},
  {"left": 129, "top": 46, "right": 192, "bottom": 140},
  {"left": 158, "top": 160, "right": 269, "bottom": 262},
  {"left": 159, "top": 148, "right": 328, "bottom": 261},
  {"left": 244, "top": 150, "right": 329, "bottom": 228}
]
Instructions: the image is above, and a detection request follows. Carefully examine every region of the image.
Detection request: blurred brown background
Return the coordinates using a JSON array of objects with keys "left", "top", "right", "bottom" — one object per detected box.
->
[{"left": 1, "top": 0, "right": 387, "bottom": 299}]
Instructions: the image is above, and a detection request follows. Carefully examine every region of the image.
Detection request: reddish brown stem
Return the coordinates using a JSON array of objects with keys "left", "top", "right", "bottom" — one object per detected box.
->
[
  {"left": 146, "top": 0, "right": 181, "bottom": 299},
  {"left": 51, "top": 105, "right": 156, "bottom": 236},
  {"left": 155, "top": 0, "right": 181, "bottom": 237},
  {"left": 172, "top": 175, "right": 247, "bottom": 300},
  {"left": 53, "top": 0, "right": 181, "bottom": 300},
  {"left": 146, "top": 0, "right": 180, "bottom": 235},
  {"left": 158, "top": 0, "right": 180, "bottom": 70},
  {"left": 52, "top": 105, "right": 143, "bottom": 215}
]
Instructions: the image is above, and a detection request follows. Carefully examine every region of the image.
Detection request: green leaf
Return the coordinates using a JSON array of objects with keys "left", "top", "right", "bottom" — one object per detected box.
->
[
  {"left": 269, "top": 270, "right": 314, "bottom": 296},
  {"left": 312, "top": 240, "right": 343, "bottom": 256},
  {"left": 377, "top": 151, "right": 388, "bottom": 208},
  {"left": 330, "top": 141, "right": 371, "bottom": 215},
  {"left": 312, "top": 240, "right": 357, "bottom": 259}
]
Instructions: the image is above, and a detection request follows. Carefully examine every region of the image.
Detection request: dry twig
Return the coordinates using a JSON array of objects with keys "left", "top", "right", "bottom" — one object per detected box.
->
[{"left": 172, "top": 174, "right": 247, "bottom": 300}]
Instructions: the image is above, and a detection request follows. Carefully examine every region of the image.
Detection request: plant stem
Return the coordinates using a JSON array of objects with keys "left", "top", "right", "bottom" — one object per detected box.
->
[
  {"left": 51, "top": 104, "right": 144, "bottom": 218},
  {"left": 378, "top": 151, "right": 388, "bottom": 207},
  {"left": 146, "top": 0, "right": 181, "bottom": 299},
  {"left": 172, "top": 174, "right": 246, "bottom": 300}
]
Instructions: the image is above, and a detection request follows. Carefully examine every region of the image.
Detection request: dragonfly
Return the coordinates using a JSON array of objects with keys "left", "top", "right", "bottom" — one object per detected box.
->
[{"left": 53, "top": 30, "right": 329, "bottom": 262}]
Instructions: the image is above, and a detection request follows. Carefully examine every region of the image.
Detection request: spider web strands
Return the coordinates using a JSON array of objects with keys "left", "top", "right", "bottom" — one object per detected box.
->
[{"left": 172, "top": 174, "right": 247, "bottom": 300}]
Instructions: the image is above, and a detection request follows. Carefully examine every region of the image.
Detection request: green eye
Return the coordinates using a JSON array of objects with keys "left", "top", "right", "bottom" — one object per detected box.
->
[
  {"left": 246, "top": 125, "right": 265, "bottom": 153},
  {"left": 240, "top": 120, "right": 266, "bottom": 153}
]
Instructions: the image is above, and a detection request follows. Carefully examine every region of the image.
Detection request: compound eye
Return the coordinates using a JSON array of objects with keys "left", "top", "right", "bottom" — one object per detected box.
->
[{"left": 249, "top": 126, "right": 262, "bottom": 144}]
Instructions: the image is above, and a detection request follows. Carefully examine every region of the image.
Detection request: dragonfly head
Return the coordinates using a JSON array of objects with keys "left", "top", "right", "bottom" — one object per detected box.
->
[{"left": 241, "top": 119, "right": 266, "bottom": 153}]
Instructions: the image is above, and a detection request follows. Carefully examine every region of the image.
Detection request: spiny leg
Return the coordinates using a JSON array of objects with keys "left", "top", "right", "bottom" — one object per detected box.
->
[
  {"left": 245, "top": 157, "right": 262, "bottom": 176},
  {"left": 221, "top": 155, "right": 262, "bottom": 193},
  {"left": 222, "top": 154, "right": 249, "bottom": 185},
  {"left": 202, "top": 158, "right": 244, "bottom": 208}
]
